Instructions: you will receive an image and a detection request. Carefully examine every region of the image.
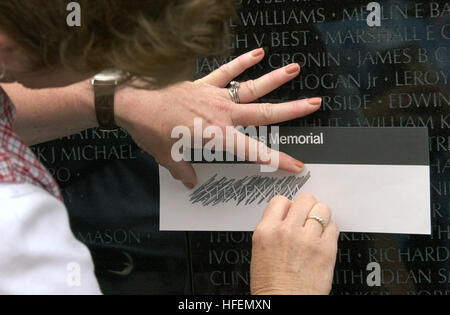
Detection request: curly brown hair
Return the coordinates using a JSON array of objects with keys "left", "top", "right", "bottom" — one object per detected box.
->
[{"left": 0, "top": 0, "right": 237, "bottom": 87}]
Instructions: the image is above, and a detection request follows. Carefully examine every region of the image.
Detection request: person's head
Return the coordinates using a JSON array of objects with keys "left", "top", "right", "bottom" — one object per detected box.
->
[{"left": 0, "top": 0, "right": 236, "bottom": 89}]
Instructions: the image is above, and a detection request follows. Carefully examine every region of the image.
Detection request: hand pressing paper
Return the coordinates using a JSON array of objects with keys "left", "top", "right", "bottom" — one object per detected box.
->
[{"left": 159, "top": 127, "right": 431, "bottom": 235}]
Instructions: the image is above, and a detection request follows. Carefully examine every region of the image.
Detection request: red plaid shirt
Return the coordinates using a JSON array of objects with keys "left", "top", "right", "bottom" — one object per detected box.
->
[{"left": 0, "top": 87, "right": 62, "bottom": 201}]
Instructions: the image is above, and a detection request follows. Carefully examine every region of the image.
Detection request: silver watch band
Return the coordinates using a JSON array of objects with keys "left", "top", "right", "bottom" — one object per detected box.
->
[
  {"left": 91, "top": 69, "right": 130, "bottom": 132},
  {"left": 92, "top": 82, "right": 119, "bottom": 131}
]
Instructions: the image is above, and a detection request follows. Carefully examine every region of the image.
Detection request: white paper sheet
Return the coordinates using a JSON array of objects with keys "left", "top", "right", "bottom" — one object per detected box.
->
[{"left": 159, "top": 163, "right": 431, "bottom": 234}]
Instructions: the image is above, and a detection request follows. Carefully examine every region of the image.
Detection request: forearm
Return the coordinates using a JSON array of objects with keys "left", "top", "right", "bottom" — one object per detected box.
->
[{"left": 1, "top": 80, "right": 98, "bottom": 146}]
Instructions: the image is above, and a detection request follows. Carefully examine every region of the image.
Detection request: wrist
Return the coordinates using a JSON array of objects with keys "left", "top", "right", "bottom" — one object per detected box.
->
[
  {"left": 114, "top": 85, "right": 149, "bottom": 130},
  {"left": 114, "top": 85, "right": 132, "bottom": 129},
  {"left": 77, "top": 79, "right": 99, "bottom": 128}
]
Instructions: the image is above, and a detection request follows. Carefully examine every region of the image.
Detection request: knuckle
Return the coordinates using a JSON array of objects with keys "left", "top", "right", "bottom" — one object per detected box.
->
[
  {"left": 269, "top": 195, "right": 290, "bottom": 206},
  {"left": 299, "top": 193, "right": 317, "bottom": 204},
  {"left": 246, "top": 79, "right": 259, "bottom": 99},
  {"left": 300, "top": 193, "right": 315, "bottom": 200},
  {"left": 235, "top": 56, "right": 246, "bottom": 70},
  {"left": 271, "top": 195, "right": 289, "bottom": 203},
  {"left": 316, "top": 202, "right": 331, "bottom": 214},
  {"left": 219, "top": 64, "right": 233, "bottom": 78},
  {"left": 259, "top": 103, "right": 273, "bottom": 122}
]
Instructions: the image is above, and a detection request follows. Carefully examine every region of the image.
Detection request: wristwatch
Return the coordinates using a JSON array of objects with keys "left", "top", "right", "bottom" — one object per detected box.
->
[{"left": 91, "top": 69, "right": 131, "bottom": 132}]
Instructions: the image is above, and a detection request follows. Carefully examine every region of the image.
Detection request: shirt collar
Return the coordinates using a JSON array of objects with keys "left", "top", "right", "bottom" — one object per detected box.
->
[{"left": 0, "top": 86, "right": 16, "bottom": 125}]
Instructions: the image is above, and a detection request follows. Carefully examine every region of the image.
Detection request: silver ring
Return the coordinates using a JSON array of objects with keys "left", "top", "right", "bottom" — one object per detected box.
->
[
  {"left": 307, "top": 215, "right": 327, "bottom": 228},
  {"left": 228, "top": 81, "right": 241, "bottom": 104}
]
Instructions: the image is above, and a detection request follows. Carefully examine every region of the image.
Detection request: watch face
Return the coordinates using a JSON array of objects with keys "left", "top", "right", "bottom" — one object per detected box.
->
[{"left": 94, "top": 69, "right": 128, "bottom": 83}]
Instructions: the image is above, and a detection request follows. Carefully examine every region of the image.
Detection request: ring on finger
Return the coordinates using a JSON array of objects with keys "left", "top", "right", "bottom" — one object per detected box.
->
[
  {"left": 228, "top": 81, "right": 241, "bottom": 104},
  {"left": 307, "top": 215, "right": 327, "bottom": 228}
]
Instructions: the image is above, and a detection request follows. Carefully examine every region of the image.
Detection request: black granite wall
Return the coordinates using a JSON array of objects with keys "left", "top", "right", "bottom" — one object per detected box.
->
[{"left": 34, "top": 0, "right": 450, "bottom": 295}]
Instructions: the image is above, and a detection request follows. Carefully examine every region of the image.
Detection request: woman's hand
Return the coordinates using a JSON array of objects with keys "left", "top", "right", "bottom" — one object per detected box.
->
[
  {"left": 116, "top": 49, "right": 323, "bottom": 188},
  {"left": 251, "top": 194, "right": 340, "bottom": 295}
]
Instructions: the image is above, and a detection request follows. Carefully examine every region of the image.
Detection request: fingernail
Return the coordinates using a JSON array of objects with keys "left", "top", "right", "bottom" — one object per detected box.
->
[
  {"left": 285, "top": 63, "right": 300, "bottom": 74},
  {"left": 307, "top": 97, "right": 322, "bottom": 106},
  {"left": 251, "top": 48, "right": 264, "bottom": 57},
  {"left": 292, "top": 160, "right": 304, "bottom": 173},
  {"left": 183, "top": 182, "right": 195, "bottom": 190}
]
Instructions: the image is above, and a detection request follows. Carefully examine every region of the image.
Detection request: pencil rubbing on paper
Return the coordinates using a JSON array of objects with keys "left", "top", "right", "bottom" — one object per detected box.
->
[{"left": 189, "top": 171, "right": 311, "bottom": 206}]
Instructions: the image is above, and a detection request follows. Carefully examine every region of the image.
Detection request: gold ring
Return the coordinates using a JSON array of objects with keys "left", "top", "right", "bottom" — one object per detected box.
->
[{"left": 307, "top": 215, "right": 327, "bottom": 228}]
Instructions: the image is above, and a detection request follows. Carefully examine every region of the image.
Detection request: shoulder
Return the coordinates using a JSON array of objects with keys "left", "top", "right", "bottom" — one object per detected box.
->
[{"left": 0, "top": 183, "right": 102, "bottom": 295}]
